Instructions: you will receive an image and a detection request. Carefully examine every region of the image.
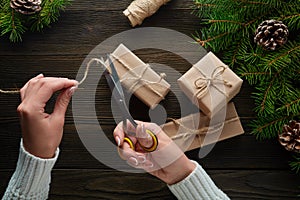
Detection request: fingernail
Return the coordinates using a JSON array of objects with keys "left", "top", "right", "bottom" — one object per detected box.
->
[
  {"left": 37, "top": 73, "right": 43, "bottom": 78},
  {"left": 137, "top": 155, "right": 146, "bottom": 163},
  {"left": 115, "top": 136, "right": 121, "bottom": 146},
  {"left": 139, "top": 124, "right": 148, "bottom": 139},
  {"left": 67, "top": 86, "right": 77, "bottom": 97},
  {"left": 145, "top": 161, "right": 154, "bottom": 168},
  {"left": 128, "top": 157, "right": 139, "bottom": 166}
]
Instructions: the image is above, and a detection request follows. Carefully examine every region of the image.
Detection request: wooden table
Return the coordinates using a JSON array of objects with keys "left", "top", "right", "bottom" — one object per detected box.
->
[{"left": 0, "top": 0, "right": 299, "bottom": 199}]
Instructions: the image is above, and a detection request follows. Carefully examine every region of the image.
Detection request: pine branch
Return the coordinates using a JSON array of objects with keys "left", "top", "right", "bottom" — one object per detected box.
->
[
  {"left": 290, "top": 155, "right": 300, "bottom": 173},
  {"left": 259, "top": 68, "right": 282, "bottom": 113},
  {"left": 266, "top": 44, "right": 300, "bottom": 68},
  {"left": 193, "top": 0, "right": 300, "bottom": 179},
  {"left": 0, "top": 9, "right": 26, "bottom": 42},
  {"left": 0, "top": 0, "right": 71, "bottom": 42}
]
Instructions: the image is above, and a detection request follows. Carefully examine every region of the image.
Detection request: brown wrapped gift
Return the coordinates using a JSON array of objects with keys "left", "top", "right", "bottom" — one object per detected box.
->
[
  {"left": 178, "top": 52, "right": 243, "bottom": 118},
  {"left": 161, "top": 102, "right": 244, "bottom": 152},
  {"left": 110, "top": 44, "right": 170, "bottom": 109}
]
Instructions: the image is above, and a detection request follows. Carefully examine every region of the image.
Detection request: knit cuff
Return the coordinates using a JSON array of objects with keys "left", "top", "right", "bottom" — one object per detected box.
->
[
  {"left": 2, "top": 139, "right": 59, "bottom": 200},
  {"left": 167, "top": 160, "right": 230, "bottom": 200}
]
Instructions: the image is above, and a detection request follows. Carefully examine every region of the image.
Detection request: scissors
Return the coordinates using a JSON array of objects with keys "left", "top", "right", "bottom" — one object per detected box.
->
[{"left": 103, "top": 54, "right": 158, "bottom": 152}]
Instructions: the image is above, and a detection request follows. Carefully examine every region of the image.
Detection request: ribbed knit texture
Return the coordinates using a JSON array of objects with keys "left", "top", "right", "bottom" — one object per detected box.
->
[
  {"left": 2, "top": 140, "right": 59, "bottom": 200},
  {"left": 168, "top": 160, "right": 230, "bottom": 200},
  {"left": 3, "top": 142, "right": 228, "bottom": 200}
]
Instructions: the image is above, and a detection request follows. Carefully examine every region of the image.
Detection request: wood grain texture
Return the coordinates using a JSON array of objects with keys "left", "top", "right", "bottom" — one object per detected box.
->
[
  {"left": 0, "top": 0, "right": 299, "bottom": 199},
  {"left": 0, "top": 170, "right": 299, "bottom": 199}
]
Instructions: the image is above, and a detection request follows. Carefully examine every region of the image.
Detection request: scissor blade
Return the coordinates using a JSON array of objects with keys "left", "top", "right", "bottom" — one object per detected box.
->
[
  {"left": 107, "top": 54, "right": 124, "bottom": 98},
  {"left": 103, "top": 59, "right": 137, "bottom": 129}
]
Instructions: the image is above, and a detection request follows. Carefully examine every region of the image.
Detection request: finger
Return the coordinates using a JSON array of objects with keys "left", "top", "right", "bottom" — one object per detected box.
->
[
  {"left": 127, "top": 158, "right": 154, "bottom": 169},
  {"left": 36, "top": 78, "right": 78, "bottom": 103},
  {"left": 51, "top": 86, "right": 77, "bottom": 122},
  {"left": 118, "top": 142, "right": 145, "bottom": 162},
  {"left": 113, "top": 122, "right": 125, "bottom": 147},
  {"left": 113, "top": 121, "right": 137, "bottom": 147},
  {"left": 136, "top": 122, "right": 162, "bottom": 150},
  {"left": 20, "top": 73, "right": 44, "bottom": 101}
]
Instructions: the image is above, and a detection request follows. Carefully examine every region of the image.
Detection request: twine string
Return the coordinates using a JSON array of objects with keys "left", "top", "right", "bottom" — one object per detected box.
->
[
  {"left": 194, "top": 65, "right": 232, "bottom": 99},
  {"left": 110, "top": 54, "right": 167, "bottom": 98},
  {"left": 0, "top": 55, "right": 167, "bottom": 98},
  {"left": 168, "top": 116, "right": 239, "bottom": 141},
  {"left": 0, "top": 89, "right": 20, "bottom": 94},
  {"left": 0, "top": 57, "right": 108, "bottom": 95}
]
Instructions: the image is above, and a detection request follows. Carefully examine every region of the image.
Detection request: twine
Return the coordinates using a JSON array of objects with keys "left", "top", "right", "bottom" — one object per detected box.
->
[
  {"left": 124, "top": 0, "right": 171, "bottom": 27},
  {"left": 168, "top": 116, "right": 239, "bottom": 141},
  {"left": 193, "top": 66, "right": 232, "bottom": 99},
  {"left": 0, "top": 55, "right": 167, "bottom": 97},
  {"left": 0, "top": 57, "right": 107, "bottom": 95},
  {"left": 0, "top": 89, "right": 20, "bottom": 94},
  {"left": 110, "top": 53, "right": 167, "bottom": 98}
]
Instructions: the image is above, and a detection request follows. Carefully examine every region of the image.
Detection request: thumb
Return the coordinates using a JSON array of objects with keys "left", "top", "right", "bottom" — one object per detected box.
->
[{"left": 52, "top": 86, "right": 77, "bottom": 121}]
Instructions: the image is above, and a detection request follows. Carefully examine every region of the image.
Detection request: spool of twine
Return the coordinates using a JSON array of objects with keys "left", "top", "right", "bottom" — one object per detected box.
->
[{"left": 123, "top": 0, "right": 171, "bottom": 27}]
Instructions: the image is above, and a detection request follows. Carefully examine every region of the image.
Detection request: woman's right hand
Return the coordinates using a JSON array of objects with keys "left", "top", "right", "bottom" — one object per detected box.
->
[{"left": 113, "top": 121, "right": 195, "bottom": 185}]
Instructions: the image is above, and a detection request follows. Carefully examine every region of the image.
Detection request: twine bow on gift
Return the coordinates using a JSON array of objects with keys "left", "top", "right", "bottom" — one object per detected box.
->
[
  {"left": 111, "top": 54, "right": 167, "bottom": 99},
  {"left": 194, "top": 66, "right": 232, "bottom": 99}
]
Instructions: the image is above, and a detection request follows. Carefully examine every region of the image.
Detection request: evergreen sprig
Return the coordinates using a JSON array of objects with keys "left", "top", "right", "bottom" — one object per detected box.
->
[
  {"left": 0, "top": 0, "right": 71, "bottom": 42},
  {"left": 193, "top": 0, "right": 300, "bottom": 172}
]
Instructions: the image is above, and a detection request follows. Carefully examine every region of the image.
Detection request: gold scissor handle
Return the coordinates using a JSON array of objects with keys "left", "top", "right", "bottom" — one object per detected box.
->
[{"left": 123, "top": 129, "right": 158, "bottom": 152}]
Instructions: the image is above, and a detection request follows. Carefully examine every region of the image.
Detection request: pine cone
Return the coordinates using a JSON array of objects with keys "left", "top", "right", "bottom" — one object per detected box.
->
[
  {"left": 254, "top": 20, "right": 289, "bottom": 50},
  {"left": 10, "top": 0, "right": 42, "bottom": 15},
  {"left": 279, "top": 120, "right": 300, "bottom": 153}
]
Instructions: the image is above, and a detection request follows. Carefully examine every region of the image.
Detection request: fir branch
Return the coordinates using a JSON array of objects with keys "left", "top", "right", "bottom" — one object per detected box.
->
[
  {"left": 236, "top": 0, "right": 268, "bottom": 5},
  {"left": 0, "top": 9, "right": 26, "bottom": 42},
  {"left": 208, "top": 19, "right": 245, "bottom": 25},
  {"left": 0, "top": 0, "right": 71, "bottom": 42},
  {"left": 290, "top": 156, "right": 300, "bottom": 173},
  {"left": 260, "top": 68, "right": 282, "bottom": 113},
  {"left": 194, "top": 0, "right": 300, "bottom": 178},
  {"left": 277, "top": 89, "right": 300, "bottom": 115},
  {"left": 240, "top": 71, "right": 270, "bottom": 77},
  {"left": 251, "top": 112, "right": 299, "bottom": 140},
  {"left": 196, "top": 32, "right": 231, "bottom": 47},
  {"left": 267, "top": 45, "right": 300, "bottom": 67}
]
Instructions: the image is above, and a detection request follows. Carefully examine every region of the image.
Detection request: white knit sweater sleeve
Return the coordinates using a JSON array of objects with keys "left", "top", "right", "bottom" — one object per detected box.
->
[
  {"left": 2, "top": 140, "right": 59, "bottom": 200},
  {"left": 168, "top": 160, "right": 230, "bottom": 200}
]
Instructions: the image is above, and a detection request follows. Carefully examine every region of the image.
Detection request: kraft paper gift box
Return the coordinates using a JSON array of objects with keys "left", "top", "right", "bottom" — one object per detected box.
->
[
  {"left": 161, "top": 102, "right": 244, "bottom": 152},
  {"left": 109, "top": 44, "right": 170, "bottom": 109},
  {"left": 178, "top": 52, "right": 243, "bottom": 118}
]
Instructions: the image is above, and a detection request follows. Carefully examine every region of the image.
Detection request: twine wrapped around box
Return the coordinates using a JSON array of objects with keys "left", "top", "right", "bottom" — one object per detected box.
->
[
  {"left": 178, "top": 52, "right": 243, "bottom": 118},
  {"left": 110, "top": 44, "right": 170, "bottom": 109},
  {"left": 161, "top": 102, "right": 244, "bottom": 152},
  {"left": 110, "top": 54, "right": 166, "bottom": 99}
]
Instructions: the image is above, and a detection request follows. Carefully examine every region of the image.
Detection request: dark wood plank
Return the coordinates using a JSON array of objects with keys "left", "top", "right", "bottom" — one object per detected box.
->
[
  {"left": 0, "top": 122, "right": 293, "bottom": 170},
  {"left": 66, "top": 0, "right": 194, "bottom": 11},
  {"left": 1, "top": 169, "right": 299, "bottom": 199},
  {"left": 0, "top": 0, "right": 298, "bottom": 199},
  {"left": 0, "top": 9, "right": 200, "bottom": 55}
]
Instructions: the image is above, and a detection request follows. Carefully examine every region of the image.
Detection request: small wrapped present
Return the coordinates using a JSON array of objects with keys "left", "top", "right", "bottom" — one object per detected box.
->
[
  {"left": 110, "top": 44, "right": 170, "bottom": 109},
  {"left": 178, "top": 52, "right": 243, "bottom": 118},
  {"left": 161, "top": 102, "right": 244, "bottom": 152}
]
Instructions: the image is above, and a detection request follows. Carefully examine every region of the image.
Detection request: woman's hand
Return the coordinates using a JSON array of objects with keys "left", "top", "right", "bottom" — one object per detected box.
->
[
  {"left": 113, "top": 121, "right": 195, "bottom": 185},
  {"left": 17, "top": 74, "right": 78, "bottom": 158}
]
